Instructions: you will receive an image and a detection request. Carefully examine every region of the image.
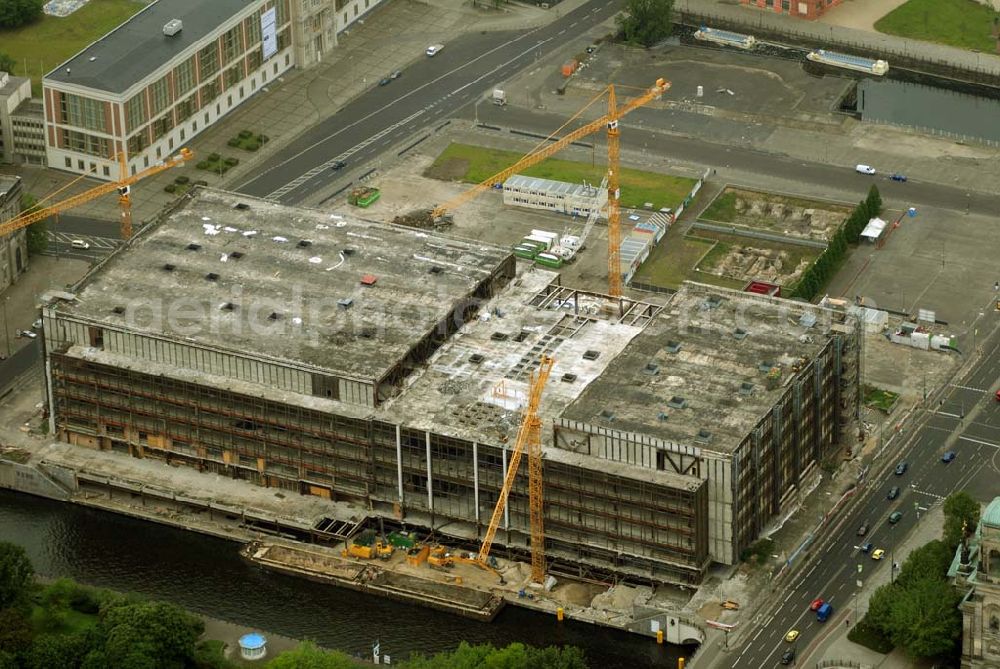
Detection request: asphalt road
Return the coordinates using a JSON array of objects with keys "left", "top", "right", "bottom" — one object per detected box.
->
[
  {"left": 471, "top": 105, "right": 1000, "bottom": 217},
  {"left": 731, "top": 310, "right": 1000, "bottom": 668},
  {"left": 234, "top": 0, "right": 623, "bottom": 203}
]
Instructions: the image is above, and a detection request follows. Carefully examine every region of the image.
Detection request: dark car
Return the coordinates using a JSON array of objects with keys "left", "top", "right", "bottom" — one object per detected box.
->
[
  {"left": 889, "top": 173, "right": 908, "bottom": 182},
  {"left": 860, "top": 542, "right": 873, "bottom": 554},
  {"left": 887, "top": 486, "right": 900, "bottom": 500},
  {"left": 894, "top": 462, "right": 908, "bottom": 476},
  {"left": 331, "top": 160, "right": 347, "bottom": 171},
  {"left": 857, "top": 521, "right": 870, "bottom": 537},
  {"left": 889, "top": 511, "right": 903, "bottom": 524},
  {"left": 378, "top": 76, "right": 391, "bottom": 86},
  {"left": 781, "top": 649, "right": 795, "bottom": 665},
  {"left": 942, "top": 451, "right": 956, "bottom": 463}
]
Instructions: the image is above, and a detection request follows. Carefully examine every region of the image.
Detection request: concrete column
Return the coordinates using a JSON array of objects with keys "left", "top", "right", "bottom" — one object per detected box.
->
[
  {"left": 395, "top": 424, "right": 403, "bottom": 503},
  {"left": 425, "top": 431, "right": 433, "bottom": 512},
  {"left": 472, "top": 441, "right": 480, "bottom": 523}
]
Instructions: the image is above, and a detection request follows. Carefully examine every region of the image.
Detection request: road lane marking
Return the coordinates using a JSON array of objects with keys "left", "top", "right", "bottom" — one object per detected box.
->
[
  {"left": 951, "top": 383, "right": 988, "bottom": 392},
  {"left": 959, "top": 435, "right": 1000, "bottom": 449}
]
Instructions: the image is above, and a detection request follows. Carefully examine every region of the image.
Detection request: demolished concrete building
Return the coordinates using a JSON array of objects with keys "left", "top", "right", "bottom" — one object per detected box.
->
[{"left": 42, "top": 188, "right": 860, "bottom": 586}]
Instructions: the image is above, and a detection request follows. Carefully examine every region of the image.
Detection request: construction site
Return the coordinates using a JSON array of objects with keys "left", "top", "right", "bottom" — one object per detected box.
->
[{"left": 39, "top": 178, "right": 861, "bottom": 590}]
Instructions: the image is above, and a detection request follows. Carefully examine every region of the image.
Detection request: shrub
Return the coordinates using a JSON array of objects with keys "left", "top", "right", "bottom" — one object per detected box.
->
[
  {"left": 194, "top": 180, "right": 208, "bottom": 187},
  {"left": 174, "top": 175, "right": 190, "bottom": 185},
  {"left": 244, "top": 141, "right": 260, "bottom": 151},
  {"left": 208, "top": 152, "right": 221, "bottom": 162},
  {"left": 227, "top": 138, "right": 240, "bottom": 148},
  {"left": 224, "top": 157, "right": 239, "bottom": 167},
  {"left": 164, "top": 184, "right": 177, "bottom": 193},
  {"left": 238, "top": 130, "right": 253, "bottom": 139},
  {"left": 196, "top": 161, "right": 210, "bottom": 170}
]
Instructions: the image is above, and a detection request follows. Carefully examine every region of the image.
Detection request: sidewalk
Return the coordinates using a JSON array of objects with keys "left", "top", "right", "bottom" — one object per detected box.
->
[{"left": 0, "top": 255, "right": 89, "bottom": 357}]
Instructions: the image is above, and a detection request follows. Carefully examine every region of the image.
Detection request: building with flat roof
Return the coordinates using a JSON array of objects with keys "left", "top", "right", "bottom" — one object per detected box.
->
[
  {"left": 0, "top": 71, "right": 41, "bottom": 165},
  {"left": 503, "top": 175, "right": 608, "bottom": 219},
  {"left": 43, "top": 188, "right": 860, "bottom": 584},
  {"left": 952, "top": 497, "right": 1000, "bottom": 668},
  {"left": 0, "top": 176, "right": 28, "bottom": 293},
  {"left": 740, "top": 0, "right": 843, "bottom": 19}
]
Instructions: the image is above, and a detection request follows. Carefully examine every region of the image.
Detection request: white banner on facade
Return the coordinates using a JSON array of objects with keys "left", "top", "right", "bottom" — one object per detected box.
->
[{"left": 261, "top": 7, "right": 277, "bottom": 60}]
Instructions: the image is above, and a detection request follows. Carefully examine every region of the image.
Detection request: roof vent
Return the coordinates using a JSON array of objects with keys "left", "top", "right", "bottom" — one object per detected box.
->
[
  {"left": 186, "top": 243, "right": 201, "bottom": 251},
  {"left": 220, "top": 302, "right": 237, "bottom": 311},
  {"left": 205, "top": 272, "right": 219, "bottom": 281},
  {"left": 758, "top": 361, "right": 775, "bottom": 373},
  {"left": 513, "top": 331, "right": 529, "bottom": 342},
  {"left": 667, "top": 396, "right": 688, "bottom": 409},
  {"left": 561, "top": 373, "right": 577, "bottom": 383},
  {"left": 599, "top": 409, "right": 615, "bottom": 421},
  {"left": 163, "top": 19, "right": 183, "bottom": 36},
  {"left": 111, "top": 306, "right": 125, "bottom": 315},
  {"left": 267, "top": 311, "right": 282, "bottom": 321},
  {"left": 642, "top": 362, "right": 660, "bottom": 376},
  {"left": 734, "top": 328, "right": 748, "bottom": 341},
  {"left": 739, "top": 381, "right": 755, "bottom": 396},
  {"left": 233, "top": 202, "right": 250, "bottom": 210},
  {"left": 469, "top": 353, "right": 486, "bottom": 364},
  {"left": 337, "top": 298, "right": 353, "bottom": 310},
  {"left": 491, "top": 332, "right": 509, "bottom": 342},
  {"left": 665, "top": 341, "right": 681, "bottom": 354},
  {"left": 163, "top": 263, "right": 176, "bottom": 271},
  {"left": 360, "top": 274, "right": 378, "bottom": 286},
  {"left": 695, "top": 429, "right": 713, "bottom": 443},
  {"left": 582, "top": 349, "right": 600, "bottom": 361},
  {"left": 429, "top": 266, "right": 444, "bottom": 275},
  {"left": 657, "top": 411, "right": 669, "bottom": 421},
  {"left": 342, "top": 248, "right": 356, "bottom": 256},
  {"left": 229, "top": 251, "right": 244, "bottom": 260},
  {"left": 702, "top": 295, "right": 723, "bottom": 310},
  {"left": 297, "top": 240, "right": 312, "bottom": 248}
]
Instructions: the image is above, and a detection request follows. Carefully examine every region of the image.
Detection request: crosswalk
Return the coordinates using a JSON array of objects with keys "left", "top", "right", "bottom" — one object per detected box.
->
[{"left": 47, "top": 232, "right": 122, "bottom": 251}]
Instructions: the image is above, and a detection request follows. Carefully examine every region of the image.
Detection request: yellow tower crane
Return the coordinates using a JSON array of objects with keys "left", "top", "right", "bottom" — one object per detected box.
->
[
  {"left": 477, "top": 355, "right": 554, "bottom": 584},
  {"left": 0, "top": 148, "right": 194, "bottom": 241},
  {"left": 431, "top": 78, "right": 669, "bottom": 296}
]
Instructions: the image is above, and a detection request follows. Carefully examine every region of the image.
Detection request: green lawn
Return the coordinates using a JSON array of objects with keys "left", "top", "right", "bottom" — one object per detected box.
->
[
  {"left": 0, "top": 0, "right": 147, "bottom": 95},
  {"left": 700, "top": 191, "right": 738, "bottom": 223},
  {"left": 631, "top": 230, "right": 714, "bottom": 290},
  {"left": 875, "top": 0, "right": 1000, "bottom": 52},
  {"left": 863, "top": 384, "right": 901, "bottom": 414},
  {"left": 428, "top": 142, "right": 697, "bottom": 211}
]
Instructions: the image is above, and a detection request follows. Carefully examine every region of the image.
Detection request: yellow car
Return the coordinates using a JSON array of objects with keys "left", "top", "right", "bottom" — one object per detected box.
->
[
  {"left": 872, "top": 549, "right": 886, "bottom": 561},
  {"left": 784, "top": 629, "right": 800, "bottom": 643}
]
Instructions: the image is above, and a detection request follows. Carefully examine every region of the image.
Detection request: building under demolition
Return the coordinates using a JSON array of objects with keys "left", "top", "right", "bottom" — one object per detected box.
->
[{"left": 43, "top": 188, "right": 860, "bottom": 586}]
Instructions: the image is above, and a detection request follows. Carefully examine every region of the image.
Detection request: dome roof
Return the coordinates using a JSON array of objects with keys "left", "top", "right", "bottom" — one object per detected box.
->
[
  {"left": 239, "top": 633, "right": 267, "bottom": 650},
  {"left": 981, "top": 498, "right": 1000, "bottom": 529}
]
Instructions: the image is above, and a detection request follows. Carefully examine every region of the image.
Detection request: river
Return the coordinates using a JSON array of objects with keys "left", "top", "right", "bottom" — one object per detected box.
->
[{"left": 0, "top": 489, "right": 690, "bottom": 668}]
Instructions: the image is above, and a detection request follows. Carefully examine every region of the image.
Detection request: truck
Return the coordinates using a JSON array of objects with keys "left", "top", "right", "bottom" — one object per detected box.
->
[
  {"left": 492, "top": 89, "right": 507, "bottom": 106},
  {"left": 816, "top": 602, "right": 833, "bottom": 622}
]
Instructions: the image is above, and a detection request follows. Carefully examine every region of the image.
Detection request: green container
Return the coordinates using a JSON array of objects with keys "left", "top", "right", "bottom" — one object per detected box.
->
[
  {"left": 514, "top": 244, "right": 538, "bottom": 259},
  {"left": 535, "top": 252, "right": 563, "bottom": 269}
]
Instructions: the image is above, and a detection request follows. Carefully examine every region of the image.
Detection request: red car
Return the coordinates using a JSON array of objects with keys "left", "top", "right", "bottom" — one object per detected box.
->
[
  {"left": 810, "top": 598, "right": 824, "bottom": 612},
  {"left": 995, "top": 389, "right": 1000, "bottom": 402}
]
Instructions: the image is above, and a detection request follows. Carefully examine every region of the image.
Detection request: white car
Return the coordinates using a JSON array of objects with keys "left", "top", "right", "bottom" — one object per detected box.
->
[
  {"left": 70, "top": 239, "right": 91, "bottom": 250},
  {"left": 426, "top": 44, "right": 444, "bottom": 57},
  {"left": 855, "top": 164, "right": 876, "bottom": 175},
  {"left": 16, "top": 330, "right": 37, "bottom": 339}
]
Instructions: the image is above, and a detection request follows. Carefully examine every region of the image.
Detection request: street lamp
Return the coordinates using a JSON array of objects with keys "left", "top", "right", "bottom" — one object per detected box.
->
[{"left": 1, "top": 296, "right": 10, "bottom": 358}]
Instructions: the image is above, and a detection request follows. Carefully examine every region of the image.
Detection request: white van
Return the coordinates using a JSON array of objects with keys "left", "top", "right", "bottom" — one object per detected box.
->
[
  {"left": 71, "top": 239, "right": 90, "bottom": 250},
  {"left": 426, "top": 44, "right": 444, "bottom": 57}
]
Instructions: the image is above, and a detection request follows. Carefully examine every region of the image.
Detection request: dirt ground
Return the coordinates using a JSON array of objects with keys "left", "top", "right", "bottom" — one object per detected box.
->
[{"left": 704, "top": 187, "right": 853, "bottom": 241}]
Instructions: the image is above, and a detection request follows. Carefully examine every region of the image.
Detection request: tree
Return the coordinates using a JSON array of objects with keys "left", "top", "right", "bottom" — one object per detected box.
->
[
  {"left": 895, "top": 540, "right": 953, "bottom": 589},
  {"left": 866, "top": 184, "right": 882, "bottom": 217},
  {"left": 21, "top": 194, "right": 49, "bottom": 256},
  {"left": 0, "top": 52, "right": 16, "bottom": 76},
  {"left": 99, "top": 601, "right": 203, "bottom": 669},
  {"left": 266, "top": 642, "right": 362, "bottom": 669},
  {"left": 865, "top": 582, "right": 898, "bottom": 636},
  {"left": 885, "top": 576, "right": 962, "bottom": 658},
  {"left": 0, "top": 542, "right": 34, "bottom": 610},
  {"left": 400, "top": 642, "right": 587, "bottom": 669},
  {"left": 0, "top": 0, "right": 44, "bottom": 29},
  {"left": 617, "top": 0, "right": 674, "bottom": 48},
  {"left": 25, "top": 633, "right": 90, "bottom": 669},
  {"left": 943, "top": 491, "right": 980, "bottom": 551},
  {"left": 0, "top": 606, "right": 33, "bottom": 655}
]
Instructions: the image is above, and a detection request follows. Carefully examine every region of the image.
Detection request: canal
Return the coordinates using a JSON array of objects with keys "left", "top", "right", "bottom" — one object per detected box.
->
[{"left": 0, "top": 489, "right": 690, "bottom": 667}]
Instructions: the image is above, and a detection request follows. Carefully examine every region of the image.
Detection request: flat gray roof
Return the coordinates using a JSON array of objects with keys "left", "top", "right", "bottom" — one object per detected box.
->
[
  {"left": 46, "top": 0, "right": 256, "bottom": 94},
  {"left": 59, "top": 188, "right": 513, "bottom": 383}
]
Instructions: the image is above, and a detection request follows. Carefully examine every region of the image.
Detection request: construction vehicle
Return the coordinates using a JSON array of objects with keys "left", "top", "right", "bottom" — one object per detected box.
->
[
  {"left": 431, "top": 78, "right": 670, "bottom": 297},
  {"left": 427, "top": 545, "right": 454, "bottom": 570},
  {"left": 341, "top": 531, "right": 393, "bottom": 560},
  {"left": 348, "top": 186, "right": 381, "bottom": 207},
  {"left": 405, "top": 544, "right": 430, "bottom": 566},
  {"left": 0, "top": 148, "right": 193, "bottom": 241},
  {"left": 476, "top": 355, "right": 555, "bottom": 585}
]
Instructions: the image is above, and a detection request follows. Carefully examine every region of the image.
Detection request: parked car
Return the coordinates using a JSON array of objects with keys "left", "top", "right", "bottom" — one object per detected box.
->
[
  {"left": 389, "top": 70, "right": 402, "bottom": 80},
  {"left": 425, "top": 43, "right": 444, "bottom": 57},
  {"left": 996, "top": 389, "right": 1000, "bottom": 402},
  {"left": 330, "top": 160, "right": 347, "bottom": 171},
  {"left": 857, "top": 521, "right": 870, "bottom": 536},
  {"left": 889, "top": 172, "right": 908, "bottom": 182},
  {"left": 784, "top": 629, "right": 800, "bottom": 643},
  {"left": 781, "top": 649, "right": 795, "bottom": 665},
  {"left": 889, "top": 511, "right": 903, "bottom": 524},
  {"left": 31, "top": 318, "right": 42, "bottom": 330},
  {"left": 809, "top": 598, "right": 825, "bottom": 612},
  {"left": 378, "top": 76, "right": 392, "bottom": 86},
  {"left": 860, "top": 542, "right": 873, "bottom": 554},
  {"left": 894, "top": 462, "right": 908, "bottom": 476},
  {"left": 942, "top": 451, "right": 956, "bottom": 463},
  {"left": 855, "top": 164, "right": 877, "bottom": 175},
  {"left": 872, "top": 548, "right": 886, "bottom": 560},
  {"left": 70, "top": 239, "right": 90, "bottom": 250},
  {"left": 887, "top": 486, "right": 900, "bottom": 500},
  {"left": 16, "top": 330, "right": 37, "bottom": 339}
]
